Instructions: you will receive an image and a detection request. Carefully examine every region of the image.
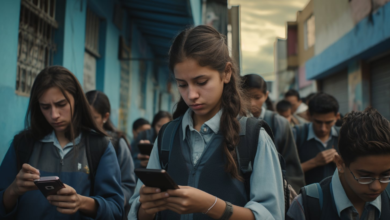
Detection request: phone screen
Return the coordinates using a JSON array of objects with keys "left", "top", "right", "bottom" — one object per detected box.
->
[{"left": 34, "top": 176, "right": 65, "bottom": 197}]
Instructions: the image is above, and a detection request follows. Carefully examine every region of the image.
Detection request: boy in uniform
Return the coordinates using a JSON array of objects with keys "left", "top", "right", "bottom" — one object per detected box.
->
[
  {"left": 287, "top": 108, "right": 390, "bottom": 220},
  {"left": 293, "top": 93, "right": 340, "bottom": 185}
]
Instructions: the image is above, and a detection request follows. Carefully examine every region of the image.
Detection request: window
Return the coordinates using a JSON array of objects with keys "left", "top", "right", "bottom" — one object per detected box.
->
[
  {"left": 138, "top": 61, "right": 147, "bottom": 109},
  {"left": 83, "top": 9, "right": 100, "bottom": 92},
  {"left": 16, "top": 0, "right": 57, "bottom": 95},
  {"left": 85, "top": 9, "right": 100, "bottom": 57},
  {"left": 304, "top": 15, "right": 315, "bottom": 50},
  {"left": 118, "top": 37, "right": 131, "bottom": 133}
]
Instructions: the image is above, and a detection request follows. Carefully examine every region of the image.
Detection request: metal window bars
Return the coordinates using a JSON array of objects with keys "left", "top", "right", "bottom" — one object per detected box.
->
[
  {"left": 85, "top": 9, "right": 100, "bottom": 58},
  {"left": 16, "top": 0, "right": 57, "bottom": 96}
]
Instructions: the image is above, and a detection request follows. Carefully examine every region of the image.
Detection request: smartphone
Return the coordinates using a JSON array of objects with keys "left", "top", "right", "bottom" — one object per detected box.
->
[
  {"left": 34, "top": 176, "right": 65, "bottom": 197},
  {"left": 138, "top": 143, "right": 154, "bottom": 156},
  {"left": 134, "top": 169, "right": 179, "bottom": 191}
]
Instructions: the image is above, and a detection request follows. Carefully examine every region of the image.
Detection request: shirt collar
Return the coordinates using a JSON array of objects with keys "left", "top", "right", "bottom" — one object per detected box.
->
[
  {"left": 307, "top": 123, "right": 338, "bottom": 141},
  {"left": 249, "top": 107, "right": 266, "bottom": 120},
  {"left": 331, "top": 170, "right": 382, "bottom": 217},
  {"left": 181, "top": 108, "right": 222, "bottom": 140},
  {"left": 41, "top": 130, "right": 82, "bottom": 148},
  {"left": 259, "top": 107, "right": 266, "bottom": 120}
]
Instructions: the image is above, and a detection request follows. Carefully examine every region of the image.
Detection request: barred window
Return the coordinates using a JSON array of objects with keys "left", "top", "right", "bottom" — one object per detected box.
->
[
  {"left": 16, "top": 0, "right": 57, "bottom": 95},
  {"left": 85, "top": 9, "right": 100, "bottom": 57}
]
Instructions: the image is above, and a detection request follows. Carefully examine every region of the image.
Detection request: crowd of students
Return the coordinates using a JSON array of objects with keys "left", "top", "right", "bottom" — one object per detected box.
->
[{"left": 1, "top": 25, "right": 390, "bottom": 220}]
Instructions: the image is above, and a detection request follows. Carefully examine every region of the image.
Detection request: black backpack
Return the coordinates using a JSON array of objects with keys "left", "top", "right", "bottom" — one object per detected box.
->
[
  {"left": 157, "top": 116, "right": 297, "bottom": 217},
  {"left": 13, "top": 131, "right": 108, "bottom": 196}
]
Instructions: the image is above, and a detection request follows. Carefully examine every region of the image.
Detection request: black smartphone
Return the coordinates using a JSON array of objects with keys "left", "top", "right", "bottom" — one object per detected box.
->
[
  {"left": 134, "top": 169, "right": 179, "bottom": 191},
  {"left": 34, "top": 176, "right": 65, "bottom": 197},
  {"left": 138, "top": 143, "right": 154, "bottom": 156}
]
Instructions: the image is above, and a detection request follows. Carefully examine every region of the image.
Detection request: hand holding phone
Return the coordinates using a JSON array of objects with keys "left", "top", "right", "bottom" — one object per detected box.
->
[
  {"left": 135, "top": 169, "right": 179, "bottom": 191},
  {"left": 34, "top": 176, "right": 65, "bottom": 197},
  {"left": 11, "top": 163, "right": 40, "bottom": 196},
  {"left": 138, "top": 143, "right": 154, "bottom": 156}
]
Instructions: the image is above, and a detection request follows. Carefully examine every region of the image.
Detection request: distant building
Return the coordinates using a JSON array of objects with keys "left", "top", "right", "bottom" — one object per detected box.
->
[
  {"left": 282, "top": 0, "right": 390, "bottom": 118},
  {"left": 274, "top": 38, "right": 297, "bottom": 100},
  {"left": 284, "top": 0, "right": 317, "bottom": 99}
]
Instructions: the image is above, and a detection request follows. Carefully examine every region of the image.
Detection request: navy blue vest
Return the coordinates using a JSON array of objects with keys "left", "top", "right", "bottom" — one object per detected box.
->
[{"left": 158, "top": 121, "right": 248, "bottom": 220}]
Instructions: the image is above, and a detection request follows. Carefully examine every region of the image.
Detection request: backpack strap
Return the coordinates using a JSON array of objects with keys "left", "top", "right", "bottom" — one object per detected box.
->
[
  {"left": 301, "top": 183, "right": 323, "bottom": 220},
  {"left": 263, "top": 110, "right": 277, "bottom": 135},
  {"left": 237, "top": 117, "right": 261, "bottom": 199},
  {"left": 294, "top": 123, "right": 309, "bottom": 150},
  {"left": 13, "top": 131, "right": 35, "bottom": 171},
  {"left": 85, "top": 132, "right": 109, "bottom": 196},
  {"left": 237, "top": 117, "right": 275, "bottom": 199},
  {"left": 158, "top": 117, "right": 182, "bottom": 170}
]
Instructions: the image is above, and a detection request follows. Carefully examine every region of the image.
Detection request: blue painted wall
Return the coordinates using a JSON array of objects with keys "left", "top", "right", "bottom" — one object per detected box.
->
[
  {"left": 0, "top": 0, "right": 27, "bottom": 162},
  {"left": 0, "top": 0, "right": 194, "bottom": 162},
  {"left": 56, "top": 0, "right": 87, "bottom": 81},
  {"left": 190, "top": 0, "right": 202, "bottom": 26},
  {"left": 306, "top": 3, "right": 390, "bottom": 80}
]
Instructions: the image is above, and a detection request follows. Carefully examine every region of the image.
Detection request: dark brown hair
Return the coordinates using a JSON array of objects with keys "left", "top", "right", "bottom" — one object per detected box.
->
[
  {"left": 339, "top": 107, "right": 390, "bottom": 166},
  {"left": 85, "top": 90, "right": 116, "bottom": 132},
  {"left": 241, "top": 73, "right": 275, "bottom": 111},
  {"left": 169, "top": 25, "right": 248, "bottom": 179},
  {"left": 85, "top": 90, "right": 129, "bottom": 145},
  {"left": 25, "top": 66, "right": 105, "bottom": 141}
]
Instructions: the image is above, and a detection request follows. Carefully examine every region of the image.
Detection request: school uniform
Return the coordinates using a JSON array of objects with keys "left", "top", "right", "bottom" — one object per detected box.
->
[
  {"left": 287, "top": 170, "right": 383, "bottom": 220},
  {"left": 0, "top": 131, "right": 124, "bottom": 220},
  {"left": 258, "top": 107, "right": 306, "bottom": 191},
  {"left": 106, "top": 130, "right": 136, "bottom": 218},
  {"left": 128, "top": 109, "right": 285, "bottom": 220},
  {"left": 293, "top": 123, "right": 339, "bottom": 185}
]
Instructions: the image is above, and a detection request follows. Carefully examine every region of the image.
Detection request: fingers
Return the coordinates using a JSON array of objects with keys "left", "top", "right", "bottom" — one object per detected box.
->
[
  {"left": 22, "top": 164, "right": 40, "bottom": 175},
  {"left": 140, "top": 140, "right": 151, "bottom": 144},
  {"left": 143, "top": 205, "right": 168, "bottom": 215},
  {"left": 164, "top": 202, "right": 188, "bottom": 214},
  {"left": 50, "top": 201, "right": 77, "bottom": 209},
  {"left": 140, "top": 192, "right": 169, "bottom": 204},
  {"left": 57, "top": 185, "right": 74, "bottom": 195},
  {"left": 20, "top": 172, "right": 40, "bottom": 181},
  {"left": 166, "top": 189, "right": 186, "bottom": 197},
  {"left": 56, "top": 207, "right": 77, "bottom": 215},
  {"left": 141, "top": 198, "right": 169, "bottom": 209},
  {"left": 138, "top": 154, "right": 150, "bottom": 160},
  {"left": 140, "top": 185, "right": 162, "bottom": 194}
]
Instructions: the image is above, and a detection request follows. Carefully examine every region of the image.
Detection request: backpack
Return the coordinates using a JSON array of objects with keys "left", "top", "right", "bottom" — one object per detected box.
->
[
  {"left": 157, "top": 116, "right": 297, "bottom": 217},
  {"left": 13, "top": 131, "right": 109, "bottom": 196},
  {"left": 301, "top": 177, "right": 390, "bottom": 220}
]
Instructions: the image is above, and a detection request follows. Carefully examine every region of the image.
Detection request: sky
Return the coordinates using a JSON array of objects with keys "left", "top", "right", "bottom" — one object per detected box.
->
[{"left": 229, "top": 0, "right": 309, "bottom": 80}]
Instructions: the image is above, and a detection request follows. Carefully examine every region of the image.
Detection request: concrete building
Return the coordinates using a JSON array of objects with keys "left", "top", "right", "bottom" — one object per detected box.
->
[
  {"left": 282, "top": 0, "right": 390, "bottom": 118},
  {"left": 0, "top": 0, "right": 203, "bottom": 162},
  {"left": 274, "top": 38, "right": 297, "bottom": 100},
  {"left": 306, "top": 0, "right": 390, "bottom": 117},
  {"left": 284, "top": 0, "right": 317, "bottom": 99}
]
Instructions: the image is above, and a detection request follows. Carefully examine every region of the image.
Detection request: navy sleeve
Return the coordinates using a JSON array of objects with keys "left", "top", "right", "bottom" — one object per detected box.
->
[
  {"left": 90, "top": 143, "right": 124, "bottom": 220},
  {"left": 116, "top": 138, "right": 136, "bottom": 204},
  {"left": 0, "top": 142, "right": 20, "bottom": 219}
]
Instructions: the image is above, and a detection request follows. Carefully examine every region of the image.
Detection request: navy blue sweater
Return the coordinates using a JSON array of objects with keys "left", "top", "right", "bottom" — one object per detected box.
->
[{"left": 0, "top": 140, "right": 124, "bottom": 220}]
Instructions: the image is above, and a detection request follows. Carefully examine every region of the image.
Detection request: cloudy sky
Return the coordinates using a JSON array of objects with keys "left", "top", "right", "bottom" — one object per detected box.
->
[{"left": 229, "top": 0, "right": 309, "bottom": 80}]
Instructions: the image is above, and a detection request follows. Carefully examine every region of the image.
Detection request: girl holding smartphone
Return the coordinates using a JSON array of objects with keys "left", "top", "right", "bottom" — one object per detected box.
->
[
  {"left": 129, "top": 25, "right": 284, "bottom": 220},
  {"left": 0, "top": 66, "right": 124, "bottom": 220}
]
